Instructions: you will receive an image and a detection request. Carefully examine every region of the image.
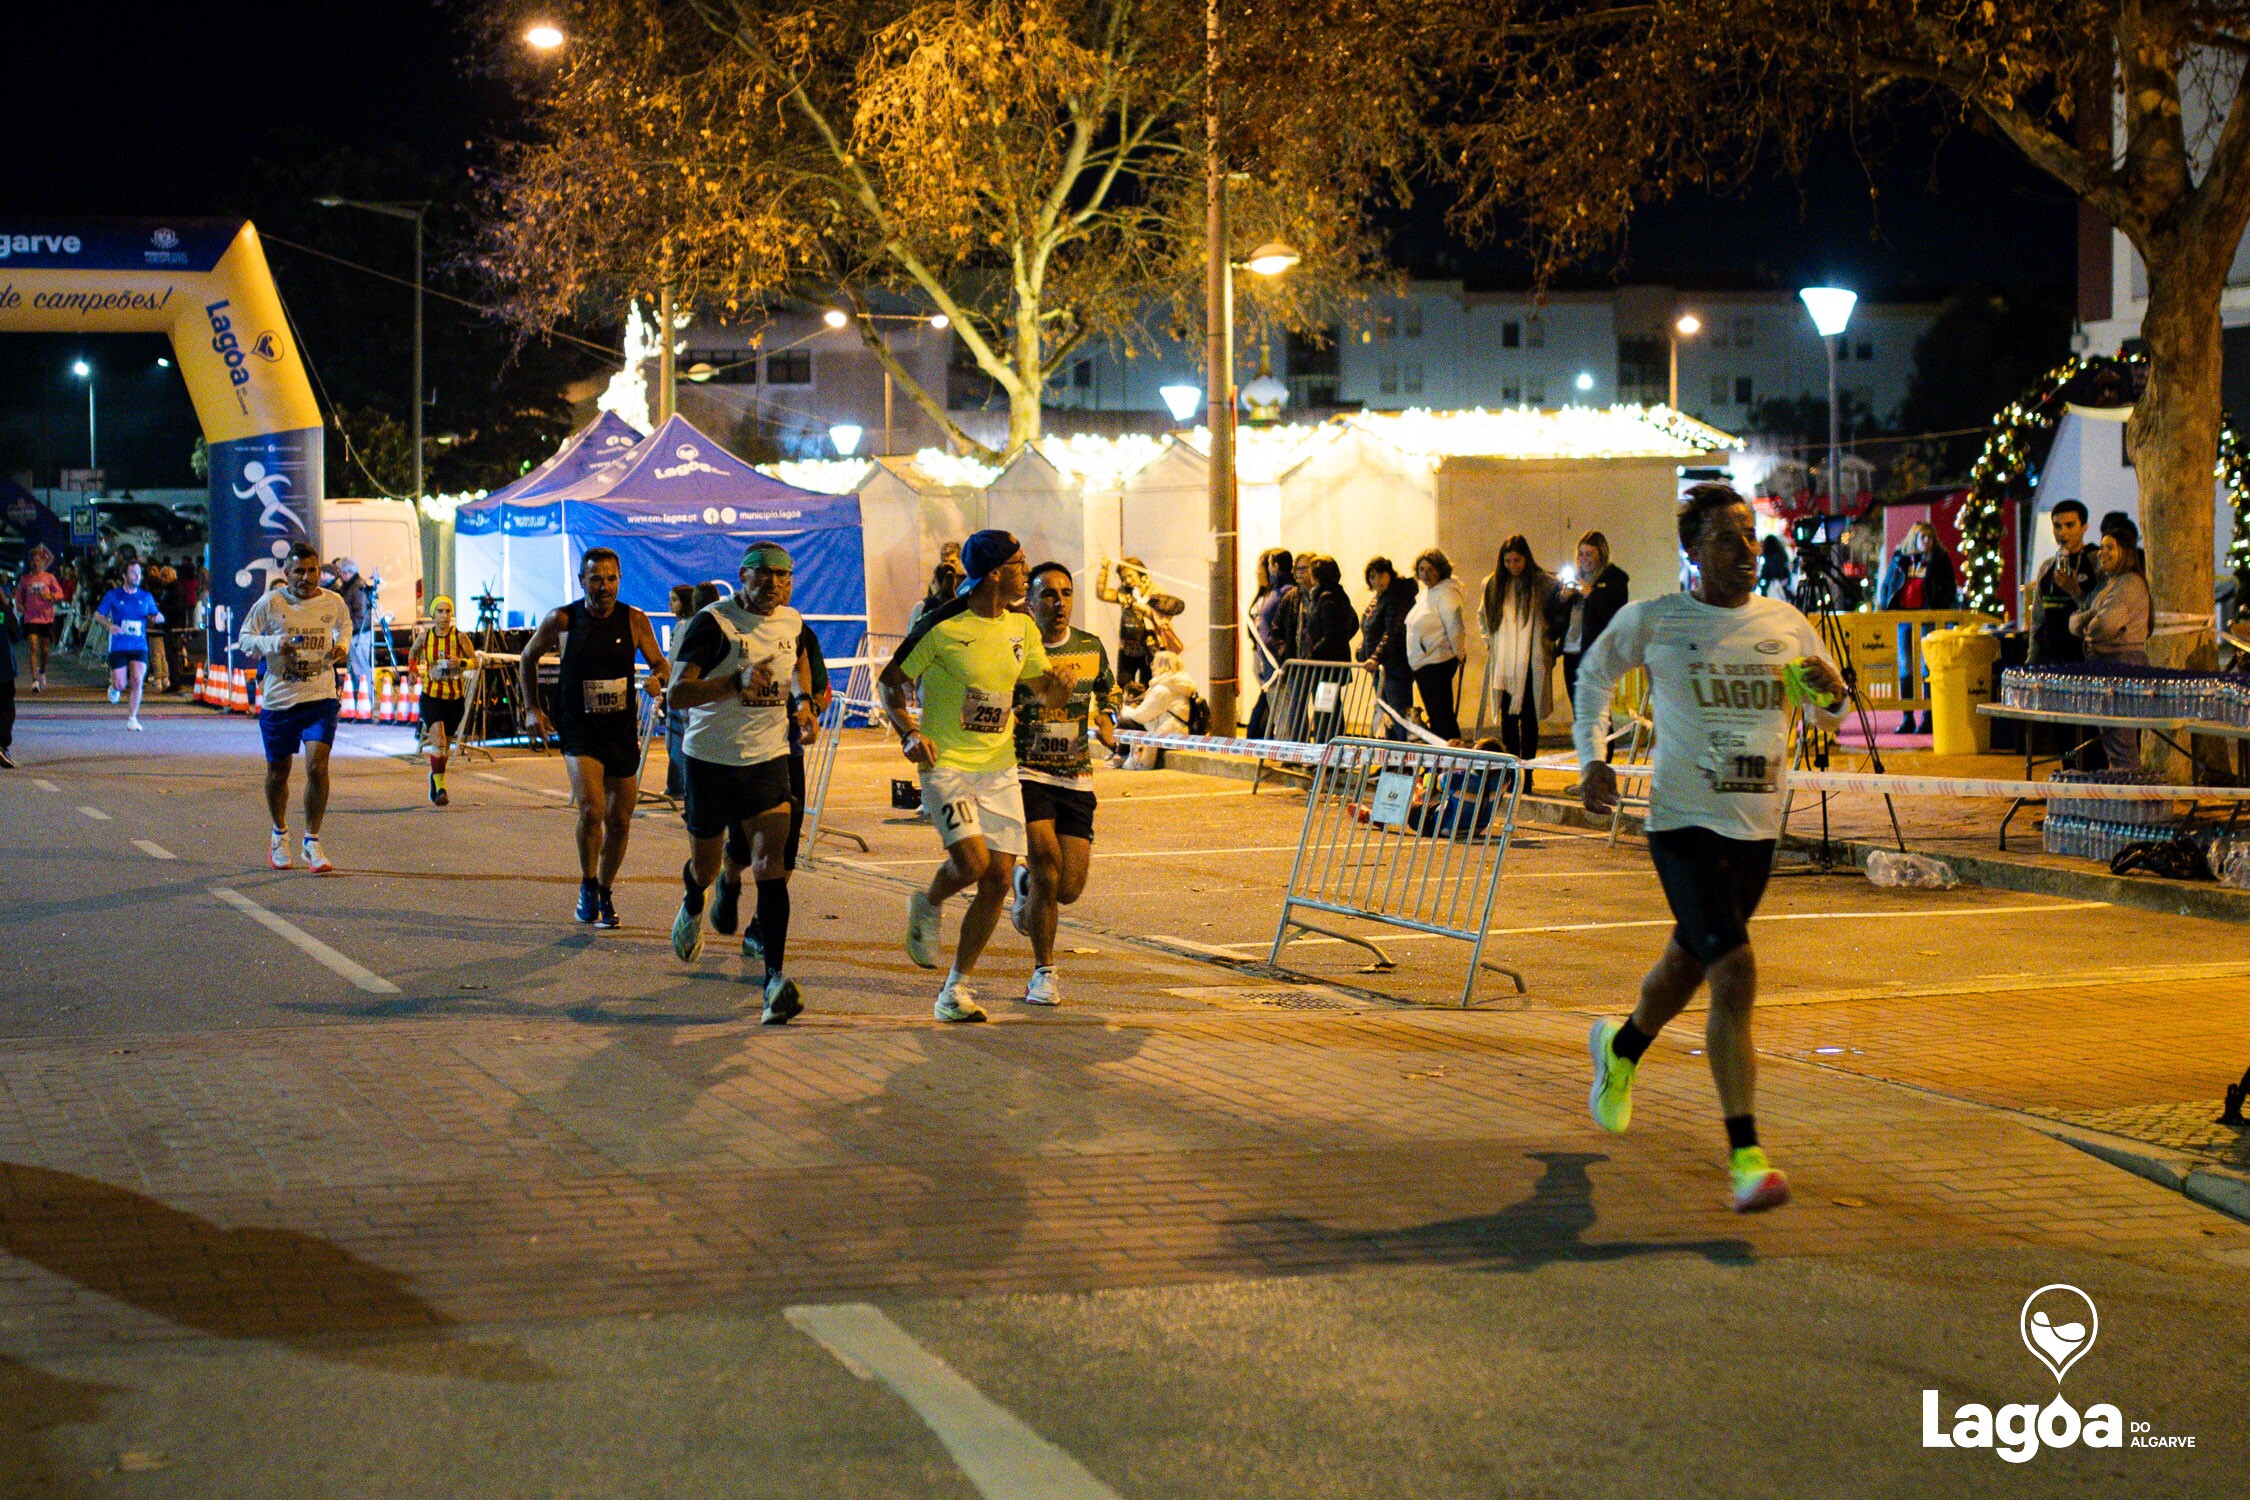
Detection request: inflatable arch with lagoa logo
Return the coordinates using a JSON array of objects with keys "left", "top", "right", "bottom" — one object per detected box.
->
[{"left": 0, "top": 219, "right": 322, "bottom": 653}]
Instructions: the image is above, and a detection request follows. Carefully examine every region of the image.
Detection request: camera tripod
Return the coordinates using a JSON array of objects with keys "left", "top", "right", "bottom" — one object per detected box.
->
[{"left": 1785, "top": 557, "right": 1905, "bottom": 871}]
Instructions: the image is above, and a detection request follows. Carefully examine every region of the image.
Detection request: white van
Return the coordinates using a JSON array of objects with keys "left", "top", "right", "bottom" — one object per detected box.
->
[{"left": 321, "top": 497, "right": 426, "bottom": 624}]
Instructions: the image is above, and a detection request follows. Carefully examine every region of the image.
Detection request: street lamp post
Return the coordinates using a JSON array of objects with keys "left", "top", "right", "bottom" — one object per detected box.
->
[
  {"left": 1798, "top": 287, "right": 1857, "bottom": 509},
  {"left": 1667, "top": 313, "right": 1701, "bottom": 410},
  {"left": 315, "top": 197, "right": 430, "bottom": 507},
  {"left": 70, "top": 360, "right": 95, "bottom": 470}
]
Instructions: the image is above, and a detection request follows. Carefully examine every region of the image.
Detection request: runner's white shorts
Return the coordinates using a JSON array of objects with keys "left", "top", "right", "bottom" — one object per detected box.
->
[{"left": 921, "top": 764, "right": 1026, "bottom": 857}]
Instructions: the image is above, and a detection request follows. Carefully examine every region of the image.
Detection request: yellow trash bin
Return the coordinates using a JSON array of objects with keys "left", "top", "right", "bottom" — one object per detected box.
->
[{"left": 1921, "top": 627, "right": 2001, "bottom": 755}]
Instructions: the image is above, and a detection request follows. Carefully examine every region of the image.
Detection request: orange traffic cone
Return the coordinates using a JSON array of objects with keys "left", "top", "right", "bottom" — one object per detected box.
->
[
  {"left": 193, "top": 663, "right": 207, "bottom": 703},
  {"left": 357, "top": 674, "right": 375, "bottom": 721},
  {"left": 231, "top": 668, "right": 250, "bottom": 714},
  {"left": 375, "top": 673, "right": 396, "bottom": 723},
  {"left": 403, "top": 678, "right": 421, "bottom": 722}
]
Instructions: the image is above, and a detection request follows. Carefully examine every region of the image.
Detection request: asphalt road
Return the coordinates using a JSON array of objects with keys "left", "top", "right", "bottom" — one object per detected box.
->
[{"left": 4, "top": 697, "right": 2248, "bottom": 1499}]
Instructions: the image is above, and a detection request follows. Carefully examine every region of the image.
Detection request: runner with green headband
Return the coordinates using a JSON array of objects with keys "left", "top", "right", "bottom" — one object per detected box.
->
[{"left": 665, "top": 540, "right": 814, "bottom": 1023}]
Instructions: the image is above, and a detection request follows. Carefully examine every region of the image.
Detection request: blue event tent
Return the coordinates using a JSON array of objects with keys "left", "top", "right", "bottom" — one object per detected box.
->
[{"left": 452, "top": 414, "right": 866, "bottom": 673}]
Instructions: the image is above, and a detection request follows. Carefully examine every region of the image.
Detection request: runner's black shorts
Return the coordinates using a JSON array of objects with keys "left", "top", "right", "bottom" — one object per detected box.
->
[
  {"left": 23, "top": 621, "right": 56, "bottom": 641},
  {"left": 725, "top": 752, "right": 807, "bottom": 870},
  {"left": 558, "top": 714, "right": 641, "bottom": 779},
  {"left": 684, "top": 754, "right": 793, "bottom": 840},
  {"left": 419, "top": 695, "right": 465, "bottom": 735},
  {"left": 1646, "top": 825, "right": 1776, "bottom": 964},
  {"left": 1019, "top": 779, "right": 1097, "bottom": 843}
]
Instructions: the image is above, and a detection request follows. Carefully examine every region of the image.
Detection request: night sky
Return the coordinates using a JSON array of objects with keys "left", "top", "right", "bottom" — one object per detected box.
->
[{"left": 0, "top": 2, "right": 2076, "bottom": 489}]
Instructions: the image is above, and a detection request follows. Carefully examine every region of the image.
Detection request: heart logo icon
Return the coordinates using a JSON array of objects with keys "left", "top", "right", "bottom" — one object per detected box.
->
[{"left": 2020, "top": 1284, "right": 2098, "bottom": 1384}]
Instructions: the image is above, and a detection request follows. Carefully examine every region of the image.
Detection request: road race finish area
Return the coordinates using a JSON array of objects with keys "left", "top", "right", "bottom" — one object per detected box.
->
[
  {"left": 0, "top": 219, "right": 323, "bottom": 655},
  {"left": 2, "top": 708, "right": 2246, "bottom": 1496}
]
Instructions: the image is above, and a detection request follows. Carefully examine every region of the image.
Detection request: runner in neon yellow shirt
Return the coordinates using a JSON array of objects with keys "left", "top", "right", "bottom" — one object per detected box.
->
[{"left": 880, "top": 529, "right": 1078, "bottom": 1022}]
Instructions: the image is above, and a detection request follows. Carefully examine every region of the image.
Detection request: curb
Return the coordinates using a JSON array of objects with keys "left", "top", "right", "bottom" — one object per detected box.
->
[{"left": 2028, "top": 1121, "right": 2250, "bottom": 1224}]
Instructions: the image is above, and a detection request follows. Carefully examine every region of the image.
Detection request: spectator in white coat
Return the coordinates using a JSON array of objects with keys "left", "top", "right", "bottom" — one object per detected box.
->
[
  {"left": 1404, "top": 548, "right": 1468, "bottom": 741},
  {"left": 1115, "top": 650, "right": 1197, "bottom": 769}
]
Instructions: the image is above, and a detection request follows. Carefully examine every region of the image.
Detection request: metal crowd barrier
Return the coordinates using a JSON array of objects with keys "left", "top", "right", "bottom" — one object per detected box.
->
[
  {"left": 841, "top": 631, "right": 906, "bottom": 726},
  {"left": 798, "top": 693, "right": 867, "bottom": 857},
  {"left": 1252, "top": 658, "right": 1381, "bottom": 792},
  {"left": 1270, "top": 736, "right": 1529, "bottom": 1008}
]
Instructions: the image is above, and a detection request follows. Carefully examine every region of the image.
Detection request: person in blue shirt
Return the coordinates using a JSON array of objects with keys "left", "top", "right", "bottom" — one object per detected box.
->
[{"left": 97, "top": 560, "right": 163, "bottom": 732}]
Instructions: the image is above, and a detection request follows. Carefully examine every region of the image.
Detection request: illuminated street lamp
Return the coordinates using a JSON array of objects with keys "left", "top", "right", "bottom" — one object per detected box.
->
[
  {"left": 70, "top": 360, "right": 95, "bottom": 469},
  {"left": 1798, "top": 286, "right": 1858, "bottom": 507},
  {"left": 1668, "top": 312, "right": 1701, "bottom": 409},
  {"left": 1159, "top": 384, "right": 1203, "bottom": 423},
  {"left": 525, "top": 23, "right": 565, "bottom": 50},
  {"left": 829, "top": 423, "right": 864, "bottom": 457}
]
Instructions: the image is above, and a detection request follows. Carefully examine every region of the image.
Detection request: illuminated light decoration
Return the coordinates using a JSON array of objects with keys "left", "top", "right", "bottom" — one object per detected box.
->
[
  {"left": 828, "top": 423, "right": 864, "bottom": 456},
  {"left": 419, "top": 491, "right": 484, "bottom": 523},
  {"left": 907, "top": 447, "right": 1005, "bottom": 490},
  {"left": 757, "top": 459, "right": 874, "bottom": 494},
  {"left": 596, "top": 300, "right": 660, "bottom": 434},
  {"left": 1035, "top": 431, "right": 1172, "bottom": 490},
  {"left": 1344, "top": 406, "right": 1739, "bottom": 463},
  {"left": 1158, "top": 383, "right": 1203, "bottom": 422},
  {"left": 1175, "top": 423, "right": 1332, "bottom": 483}
]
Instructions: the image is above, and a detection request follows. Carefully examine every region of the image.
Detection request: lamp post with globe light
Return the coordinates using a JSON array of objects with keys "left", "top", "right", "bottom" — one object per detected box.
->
[
  {"left": 1668, "top": 313, "right": 1701, "bottom": 410},
  {"left": 1799, "top": 286, "right": 1857, "bottom": 510},
  {"left": 314, "top": 197, "right": 430, "bottom": 507},
  {"left": 70, "top": 360, "right": 95, "bottom": 471}
]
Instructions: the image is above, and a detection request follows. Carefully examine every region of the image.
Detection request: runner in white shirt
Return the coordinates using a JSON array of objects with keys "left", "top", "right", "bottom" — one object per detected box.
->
[
  {"left": 1571, "top": 485, "right": 1845, "bottom": 1213},
  {"left": 664, "top": 541, "right": 813, "bottom": 1024},
  {"left": 236, "top": 542, "right": 355, "bottom": 873}
]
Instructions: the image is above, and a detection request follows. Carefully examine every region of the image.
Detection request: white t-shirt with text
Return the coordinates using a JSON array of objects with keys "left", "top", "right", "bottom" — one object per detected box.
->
[{"left": 239, "top": 587, "right": 354, "bottom": 712}]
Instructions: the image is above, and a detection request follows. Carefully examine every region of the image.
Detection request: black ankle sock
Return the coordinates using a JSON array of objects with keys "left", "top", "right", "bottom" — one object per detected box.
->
[
  {"left": 1611, "top": 1018, "right": 1655, "bottom": 1063},
  {"left": 681, "top": 861, "right": 705, "bottom": 915},
  {"left": 1725, "top": 1114, "right": 1759, "bottom": 1152},
  {"left": 755, "top": 878, "right": 790, "bottom": 975}
]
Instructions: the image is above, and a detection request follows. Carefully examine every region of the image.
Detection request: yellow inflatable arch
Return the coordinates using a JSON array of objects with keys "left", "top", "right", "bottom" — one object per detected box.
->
[{"left": 0, "top": 218, "right": 323, "bottom": 648}]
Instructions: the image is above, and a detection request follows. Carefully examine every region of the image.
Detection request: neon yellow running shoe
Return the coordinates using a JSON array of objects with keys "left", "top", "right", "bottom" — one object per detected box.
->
[
  {"left": 1587, "top": 1020, "right": 1636, "bottom": 1133},
  {"left": 1729, "top": 1146, "right": 1791, "bottom": 1213}
]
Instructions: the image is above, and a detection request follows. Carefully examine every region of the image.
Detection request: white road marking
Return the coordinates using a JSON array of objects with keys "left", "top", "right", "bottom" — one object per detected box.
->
[
  {"left": 132, "top": 840, "right": 178, "bottom": 861},
  {"left": 785, "top": 1303, "right": 1123, "bottom": 1500},
  {"left": 473, "top": 770, "right": 573, "bottom": 799},
  {"left": 208, "top": 886, "right": 401, "bottom": 995},
  {"left": 76, "top": 805, "right": 111, "bottom": 821},
  {"left": 1203, "top": 899, "right": 2111, "bottom": 950},
  {"left": 1105, "top": 788, "right": 1256, "bottom": 803},
  {"left": 33, "top": 778, "right": 60, "bottom": 792},
  {"left": 840, "top": 843, "right": 1302, "bottom": 870}
]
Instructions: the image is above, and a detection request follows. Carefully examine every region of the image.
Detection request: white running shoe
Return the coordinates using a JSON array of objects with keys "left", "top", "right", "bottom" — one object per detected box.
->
[
  {"left": 905, "top": 890, "right": 942, "bottom": 969},
  {"left": 126, "top": 717, "right": 144, "bottom": 732},
  {"left": 934, "top": 976, "right": 986, "bottom": 1023},
  {"left": 107, "top": 686, "right": 121, "bottom": 705},
  {"left": 672, "top": 896, "right": 705, "bottom": 962},
  {"left": 301, "top": 836, "right": 334, "bottom": 875},
  {"left": 269, "top": 829, "right": 291, "bottom": 870},
  {"left": 1009, "top": 862, "right": 1031, "bottom": 936},
  {"left": 760, "top": 972, "right": 803, "bottom": 1025},
  {"left": 1022, "top": 966, "right": 1061, "bottom": 1006}
]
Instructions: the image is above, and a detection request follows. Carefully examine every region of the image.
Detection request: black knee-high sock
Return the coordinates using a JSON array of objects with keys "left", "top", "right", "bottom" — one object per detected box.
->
[{"left": 755, "top": 878, "right": 789, "bottom": 976}]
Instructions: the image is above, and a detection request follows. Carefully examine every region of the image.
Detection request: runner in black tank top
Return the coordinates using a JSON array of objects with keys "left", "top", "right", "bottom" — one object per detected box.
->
[{"left": 518, "top": 549, "right": 670, "bottom": 928}]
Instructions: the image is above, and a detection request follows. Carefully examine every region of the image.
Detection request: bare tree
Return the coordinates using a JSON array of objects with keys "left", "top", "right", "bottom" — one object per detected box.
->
[
  {"left": 1445, "top": 1, "right": 2250, "bottom": 617},
  {"left": 473, "top": 0, "right": 1419, "bottom": 459}
]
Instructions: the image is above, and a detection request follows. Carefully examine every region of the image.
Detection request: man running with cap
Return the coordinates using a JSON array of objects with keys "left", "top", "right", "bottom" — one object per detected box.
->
[
  {"left": 880, "top": 529, "right": 1079, "bottom": 1022},
  {"left": 1007, "top": 562, "right": 1117, "bottom": 1006},
  {"left": 1574, "top": 483, "right": 1844, "bottom": 1212},
  {"left": 520, "top": 548, "right": 669, "bottom": 928},
  {"left": 665, "top": 541, "right": 814, "bottom": 1023},
  {"left": 237, "top": 542, "right": 354, "bottom": 872},
  {"left": 709, "top": 616, "right": 830, "bottom": 966}
]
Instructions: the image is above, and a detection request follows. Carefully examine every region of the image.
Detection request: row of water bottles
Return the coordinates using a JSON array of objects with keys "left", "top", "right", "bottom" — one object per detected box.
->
[
  {"left": 2001, "top": 666, "right": 2250, "bottom": 726},
  {"left": 2041, "top": 815, "right": 2173, "bottom": 863}
]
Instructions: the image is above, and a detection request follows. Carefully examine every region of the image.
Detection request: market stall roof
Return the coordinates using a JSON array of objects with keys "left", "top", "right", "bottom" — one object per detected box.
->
[
  {"left": 1343, "top": 405, "right": 1738, "bottom": 463},
  {"left": 543, "top": 413, "right": 854, "bottom": 531},
  {"left": 460, "top": 410, "right": 645, "bottom": 528}
]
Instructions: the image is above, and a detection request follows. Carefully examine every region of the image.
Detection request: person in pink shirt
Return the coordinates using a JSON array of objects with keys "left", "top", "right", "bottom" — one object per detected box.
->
[{"left": 14, "top": 545, "right": 65, "bottom": 692}]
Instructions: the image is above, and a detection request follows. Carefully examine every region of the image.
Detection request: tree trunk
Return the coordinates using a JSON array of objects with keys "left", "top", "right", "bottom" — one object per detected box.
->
[
  {"left": 2129, "top": 250, "right": 2223, "bottom": 619},
  {"left": 1008, "top": 291, "right": 1045, "bottom": 453}
]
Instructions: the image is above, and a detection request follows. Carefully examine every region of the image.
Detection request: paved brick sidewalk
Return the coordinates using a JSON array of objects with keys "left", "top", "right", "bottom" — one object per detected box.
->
[{"left": 3, "top": 1003, "right": 2241, "bottom": 1364}]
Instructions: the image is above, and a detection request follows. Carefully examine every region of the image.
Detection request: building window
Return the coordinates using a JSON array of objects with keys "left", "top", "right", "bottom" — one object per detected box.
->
[
  {"left": 1376, "top": 311, "right": 1396, "bottom": 341},
  {"left": 1733, "top": 316, "right": 1755, "bottom": 348},
  {"left": 1526, "top": 376, "right": 1546, "bottom": 404},
  {"left": 1404, "top": 305, "right": 1423, "bottom": 339},
  {"left": 1709, "top": 373, "right": 1728, "bottom": 404},
  {"left": 765, "top": 349, "right": 812, "bottom": 385},
  {"left": 1403, "top": 363, "right": 1424, "bottom": 395},
  {"left": 1501, "top": 320, "right": 1521, "bottom": 349},
  {"left": 1379, "top": 362, "right": 1399, "bottom": 395},
  {"left": 1501, "top": 377, "right": 1522, "bottom": 403},
  {"left": 1072, "top": 360, "right": 1093, "bottom": 389},
  {"left": 1528, "top": 319, "right": 1546, "bottom": 349},
  {"left": 1733, "top": 375, "right": 1754, "bottom": 405},
  {"left": 1856, "top": 340, "right": 1874, "bottom": 361}
]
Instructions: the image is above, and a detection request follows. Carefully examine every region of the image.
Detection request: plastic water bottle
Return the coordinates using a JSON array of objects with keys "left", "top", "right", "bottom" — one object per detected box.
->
[{"left": 1865, "top": 850, "right": 1960, "bottom": 889}]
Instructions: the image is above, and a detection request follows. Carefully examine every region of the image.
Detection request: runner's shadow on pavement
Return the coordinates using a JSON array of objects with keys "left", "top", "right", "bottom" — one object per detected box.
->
[
  {"left": 0, "top": 1162, "right": 547, "bottom": 1383},
  {"left": 1223, "top": 1151, "right": 1754, "bottom": 1273},
  {"left": 0, "top": 1353, "right": 124, "bottom": 1499}
]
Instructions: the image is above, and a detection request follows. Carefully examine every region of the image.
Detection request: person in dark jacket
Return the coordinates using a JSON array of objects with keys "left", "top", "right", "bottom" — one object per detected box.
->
[
  {"left": 0, "top": 579, "right": 19, "bottom": 767},
  {"left": 1877, "top": 521, "right": 1959, "bottom": 733},
  {"left": 1246, "top": 548, "right": 1297, "bottom": 740},
  {"left": 1357, "top": 556, "right": 1420, "bottom": 740},
  {"left": 1293, "top": 555, "right": 1357, "bottom": 742},
  {"left": 1545, "top": 531, "right": 1631, "bottom": 716}
]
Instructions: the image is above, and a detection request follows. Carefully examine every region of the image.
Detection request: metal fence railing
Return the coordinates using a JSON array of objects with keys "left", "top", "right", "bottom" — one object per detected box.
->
[
  {"left": 1250, "top": 658, "right": 1381, "bottom": 791},
  {"left": 800, "top": 630, "right": 904, "bottom": 857},
  {"left": 1269, "top": 737, "right": 1529, "bottom": 1007}
]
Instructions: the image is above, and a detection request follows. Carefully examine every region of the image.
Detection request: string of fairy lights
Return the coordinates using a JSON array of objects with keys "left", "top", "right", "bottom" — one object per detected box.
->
[{"left": 1956, "top": 351, "right": 2250, "bottom": 615}]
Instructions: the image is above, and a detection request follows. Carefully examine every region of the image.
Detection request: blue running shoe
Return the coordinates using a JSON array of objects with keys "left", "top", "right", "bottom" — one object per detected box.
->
[{"left": 574, "top": 879, "right": 600, "bottom": 924}]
